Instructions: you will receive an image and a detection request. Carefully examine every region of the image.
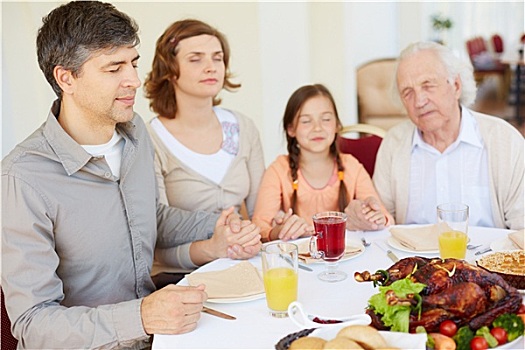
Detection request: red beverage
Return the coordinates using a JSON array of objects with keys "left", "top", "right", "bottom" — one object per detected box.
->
[{"left": 313, "top": 216, "right": 346, "bottom": 261}]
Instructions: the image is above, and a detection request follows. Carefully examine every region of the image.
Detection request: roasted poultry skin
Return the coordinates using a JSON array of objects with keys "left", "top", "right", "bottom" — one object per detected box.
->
[{"left": 355, "top": 257, "right": 522, "bottom": 332}]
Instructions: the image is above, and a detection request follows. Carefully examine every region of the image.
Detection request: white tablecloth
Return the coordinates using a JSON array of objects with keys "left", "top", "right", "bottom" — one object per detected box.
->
[{"left": 153, "top": 225, "right": 520, "bottom": 349}]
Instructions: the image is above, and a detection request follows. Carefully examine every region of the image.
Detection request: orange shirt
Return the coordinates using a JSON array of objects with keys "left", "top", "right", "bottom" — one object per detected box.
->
[{"left": 253, "top": 154, "right": 393, "bottom": 241}]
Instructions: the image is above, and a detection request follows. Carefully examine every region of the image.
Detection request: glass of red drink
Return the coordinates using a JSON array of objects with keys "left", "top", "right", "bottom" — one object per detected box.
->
[{"left": 310, "top": 211, "right": 347, "bottom": 282}]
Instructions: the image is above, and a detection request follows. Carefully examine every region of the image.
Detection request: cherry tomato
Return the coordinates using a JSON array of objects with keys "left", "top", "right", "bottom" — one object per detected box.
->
[
  {"left": 470, "top": 336, "right": 488, "bottom": 350},
  {"left": 439, "top": 320, "right": 458, "bottom": 337},
  {"left": 490, "top": 327, "right": 508, "bottom": 345},
  {"left": 518, "top": 303, "right": 525, "bottom": 314}
]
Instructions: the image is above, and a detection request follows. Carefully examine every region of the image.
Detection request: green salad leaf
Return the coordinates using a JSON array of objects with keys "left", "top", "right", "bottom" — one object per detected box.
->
[{"left": 367, "top": 277, "right": 426, "bottom": 332}]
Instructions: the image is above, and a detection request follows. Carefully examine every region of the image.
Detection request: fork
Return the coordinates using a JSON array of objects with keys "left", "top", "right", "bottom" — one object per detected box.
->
[{"left": 361, "top": 237, "right": 371, "bottom": 247}]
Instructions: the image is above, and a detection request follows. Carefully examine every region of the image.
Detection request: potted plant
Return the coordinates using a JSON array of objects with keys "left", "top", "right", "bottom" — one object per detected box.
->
[{"left": 431, "top": 14, "right": 453, "bottom": 45}]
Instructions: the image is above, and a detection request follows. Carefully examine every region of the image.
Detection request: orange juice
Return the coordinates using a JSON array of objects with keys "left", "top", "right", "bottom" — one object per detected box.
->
[
  {"left": 263, "top": 267, "right": 298, "bottom": 311},
  {"left": 439, "top": 231, "right": 468, "bottom": 259}
]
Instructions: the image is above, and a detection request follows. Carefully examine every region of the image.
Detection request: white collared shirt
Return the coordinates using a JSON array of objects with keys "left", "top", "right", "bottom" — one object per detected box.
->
[{"left": 405, "top": 108, "right": 494, "bottom": 227}]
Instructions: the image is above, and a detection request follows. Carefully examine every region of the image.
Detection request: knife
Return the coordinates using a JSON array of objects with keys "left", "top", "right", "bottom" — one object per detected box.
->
[
  {"left": 202, "top": 306, "right": 236, "bottom": 320},
  {"left": 297, "top": 263, "right": 313, "bottom": 272},
  {"left": 387, "top": 249, "right": 400, "bottom": 263},
  {"left": 475, "top": 247, "right": 492, "bottom": 256},
  {"left": 374, "top": 241, "right": 400, "bottom": 263},
  {"left": 284, "top": 254, "right": 313, "bottom": 272}
]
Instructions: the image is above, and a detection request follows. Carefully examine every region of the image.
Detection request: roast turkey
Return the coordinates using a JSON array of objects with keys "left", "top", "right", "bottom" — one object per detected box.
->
[{"left": 354, "top": 257, "right": 522, "bottom": 332}]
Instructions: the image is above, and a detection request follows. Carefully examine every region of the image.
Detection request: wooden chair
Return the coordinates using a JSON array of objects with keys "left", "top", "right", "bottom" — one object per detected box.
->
[
  {"left": 356, "top": 58, "right": 408, "bottom": 131},
  {"left": 337, "top": 124, "right": 386, "bottom": 177},
  {"left": 1, "top": 287, "right": 18, "bottom": 350}
]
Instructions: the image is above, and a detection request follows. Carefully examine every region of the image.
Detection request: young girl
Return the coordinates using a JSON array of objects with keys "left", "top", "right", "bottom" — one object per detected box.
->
[{"left": 253, "top": 84, "right": 393, "bottom": 242}]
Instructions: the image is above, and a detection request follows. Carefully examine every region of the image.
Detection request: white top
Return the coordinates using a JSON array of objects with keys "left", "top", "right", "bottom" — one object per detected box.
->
[
  {"left": 150, "top": 107, "right": 238, "bottom": 184},
  {"left": 81, "top": 130, "right": 124, "bottom": 178},
  {"left": 406, "top": 109, "right": 494, "bottom": 227}
]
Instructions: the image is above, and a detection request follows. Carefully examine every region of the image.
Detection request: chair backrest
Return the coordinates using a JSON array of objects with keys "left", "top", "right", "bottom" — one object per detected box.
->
[
  {"left": 466, "top": 36, "right": 488, "bottom": 59},
  {"left": 337, "top": 124, "right": 386, "bottom": 177},
  {"left": 1, "top": 287, "right": 18, "bottom": 350},
  {"left": 356, "top": 58, "right": 407, "bottom": 131},
  {"left": 491, "top": 34, "right": 504, "bottom": 53}
]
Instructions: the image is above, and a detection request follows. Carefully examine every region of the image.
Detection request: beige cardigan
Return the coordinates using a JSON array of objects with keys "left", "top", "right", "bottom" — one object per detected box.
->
[
  {"left": 146, "top": 109, "right": 265, "bottom": 272},
  {"left": 373, "top": 109, "right": 524, "bottom": 230}
]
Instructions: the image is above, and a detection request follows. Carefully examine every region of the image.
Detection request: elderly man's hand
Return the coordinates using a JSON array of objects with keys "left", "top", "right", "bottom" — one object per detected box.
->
[
  {"left": 141, "top": 284, "right": 207, "bottom": 335},
  {"left": 345, "top": 196, "right": 387, "bottom": 231}
]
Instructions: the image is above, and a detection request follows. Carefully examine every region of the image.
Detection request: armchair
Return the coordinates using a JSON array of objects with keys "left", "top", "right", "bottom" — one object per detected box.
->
[{"left": 356, "top": 58, "right": 408, "bottom": 131}]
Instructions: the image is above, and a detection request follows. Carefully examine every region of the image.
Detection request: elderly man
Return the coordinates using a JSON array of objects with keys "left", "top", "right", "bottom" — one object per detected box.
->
[
  {"left": 373, "top": 41, "right": 524, "bottom": 230},
  {"left": 1, "top": 1, "right": 260, "bottom": 349}
]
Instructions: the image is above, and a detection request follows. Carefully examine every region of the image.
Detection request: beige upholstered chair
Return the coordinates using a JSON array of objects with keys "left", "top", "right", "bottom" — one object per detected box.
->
[{"left": 356, "top": 58, "right": 408, "bottom": 130}]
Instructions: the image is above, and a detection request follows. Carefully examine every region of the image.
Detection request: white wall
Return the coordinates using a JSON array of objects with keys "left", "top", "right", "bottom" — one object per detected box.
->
[{"left": 2, "top": 1, "right": 524, "bottom": 165}]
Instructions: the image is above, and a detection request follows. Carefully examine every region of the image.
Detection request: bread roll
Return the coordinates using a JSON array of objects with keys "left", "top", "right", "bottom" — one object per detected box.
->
[
  {"left": 336, "top": 325, "right": 387, "bottom": 350},
  {"left": 289, "top": 336, "right": 326, "bottom": 350},
  {"left": 323, "top": 337, "right": 363, "bottom": 349}
]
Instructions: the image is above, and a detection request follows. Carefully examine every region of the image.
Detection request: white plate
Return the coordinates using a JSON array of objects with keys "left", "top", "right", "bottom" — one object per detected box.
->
[
  {"left": 490, "top": 237, "right": 521, "bottom": 252},
  {"left": 294, "top": 238, "right": 365, "bottom": 264},
  {"left": 309, "top": 325, "right": 427, "bottom": 349},
  {"left": 496, "top": 336, "right": 524, "bottom": 349},
  {"left": 206, "top": 292, "right": 265, "bottom": 304},
  {"left": 387, "top": 236, "right": 439, "bottom": 254}
]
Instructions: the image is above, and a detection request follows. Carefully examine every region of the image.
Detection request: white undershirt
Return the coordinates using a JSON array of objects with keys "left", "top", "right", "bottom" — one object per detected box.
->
[
  {"left": 150, "top": 107, "right": 238, "bottom": 184},
  {"left": 405, "top": 108, "right": 494, "bottom": 227},
  {"left": 82, "top": 130, "right": 124, "bottom": 179}
]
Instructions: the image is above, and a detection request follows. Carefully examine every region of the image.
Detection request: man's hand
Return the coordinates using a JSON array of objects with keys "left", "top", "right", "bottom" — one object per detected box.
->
[
  {"left": 345, "top": 196, "right": 386, "bottom": 231},
  {"left": 141, "top": 284, "right": 207, "bottom": 335},
  {"left": 217, "top": 207, "right": 241, "bottom": 233}
]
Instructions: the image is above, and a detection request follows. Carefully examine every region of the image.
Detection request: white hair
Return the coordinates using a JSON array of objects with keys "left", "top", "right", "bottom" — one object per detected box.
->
[{"left": 395, "top": 41, "right": 478, "bottom": 107}]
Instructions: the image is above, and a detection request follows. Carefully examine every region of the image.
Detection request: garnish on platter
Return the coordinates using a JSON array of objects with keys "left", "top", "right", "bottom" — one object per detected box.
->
[{"left": 354, "top": 257, "right": 523, "bottom": 334}]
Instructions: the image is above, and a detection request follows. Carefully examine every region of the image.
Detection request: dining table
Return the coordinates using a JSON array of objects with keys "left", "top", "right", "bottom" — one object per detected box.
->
[{"left": 152, "top": 225, "right": 523, "bottom": 350}]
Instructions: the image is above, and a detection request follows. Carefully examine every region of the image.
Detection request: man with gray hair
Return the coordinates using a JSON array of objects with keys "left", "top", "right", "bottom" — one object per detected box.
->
[{"left": 373, "top": 41, "right": 524, "bottom": 230}]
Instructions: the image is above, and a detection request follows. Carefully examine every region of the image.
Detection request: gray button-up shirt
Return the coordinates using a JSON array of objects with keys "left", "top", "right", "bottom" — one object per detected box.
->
[{"left": 2, "top": 101, "right": 217, "bottom": 349}]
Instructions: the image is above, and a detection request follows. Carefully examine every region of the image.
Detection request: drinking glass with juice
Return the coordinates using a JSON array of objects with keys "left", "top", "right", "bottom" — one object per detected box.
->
[
  {"left": 310, "top": 211, "right": 348, "bottom": 282},
  {"left": 314, "top": 217, "right": 346, "bottom": 261},
  {"left": 437, "top": 203, "right": 469, "bottom": 259},
  {"left": 261, "top": 242, "right": 298, "bottom": 317},
  {"left": 438, "top": 230, "right": 468, "bottom": 259},
  {"left": 263, "top": 267, "right": 298, "bottom": 312}
]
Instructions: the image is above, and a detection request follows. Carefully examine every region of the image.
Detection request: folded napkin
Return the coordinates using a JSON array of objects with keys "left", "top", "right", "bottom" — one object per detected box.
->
[
  {"left": 389, "top": 223, "right": 452, "bottom": 251},
  {"left": 508, "top": 229, "right": 524, "bottom": 250},
  {"left": 186, "top": 261, "right": 264, "bottom": 299},
  {"left": 296, "top": 240, "right": 363, "bottom": 264}
]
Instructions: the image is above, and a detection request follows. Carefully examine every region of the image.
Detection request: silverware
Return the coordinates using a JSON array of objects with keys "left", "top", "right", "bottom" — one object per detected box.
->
[
  {"left": 298, "top": 263, "right": 313, "bottom": 272},
  {"left": 475, "top": 247, "right": 492, "bottom": 256},
  {"left": 467, "top": 244, "right": 482, "bottom": 250},
  {"left": 283, "top": 254, "right": 313, "bottom": 272},
  {"left": 202, "top": 306, "right": 236, "bottom": 320},
  {"left": 387, "top": 249, "right": 399, "bottom": 263},
  {"left": 361, "top": 237, "right": 371, "bottom": 247}
]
